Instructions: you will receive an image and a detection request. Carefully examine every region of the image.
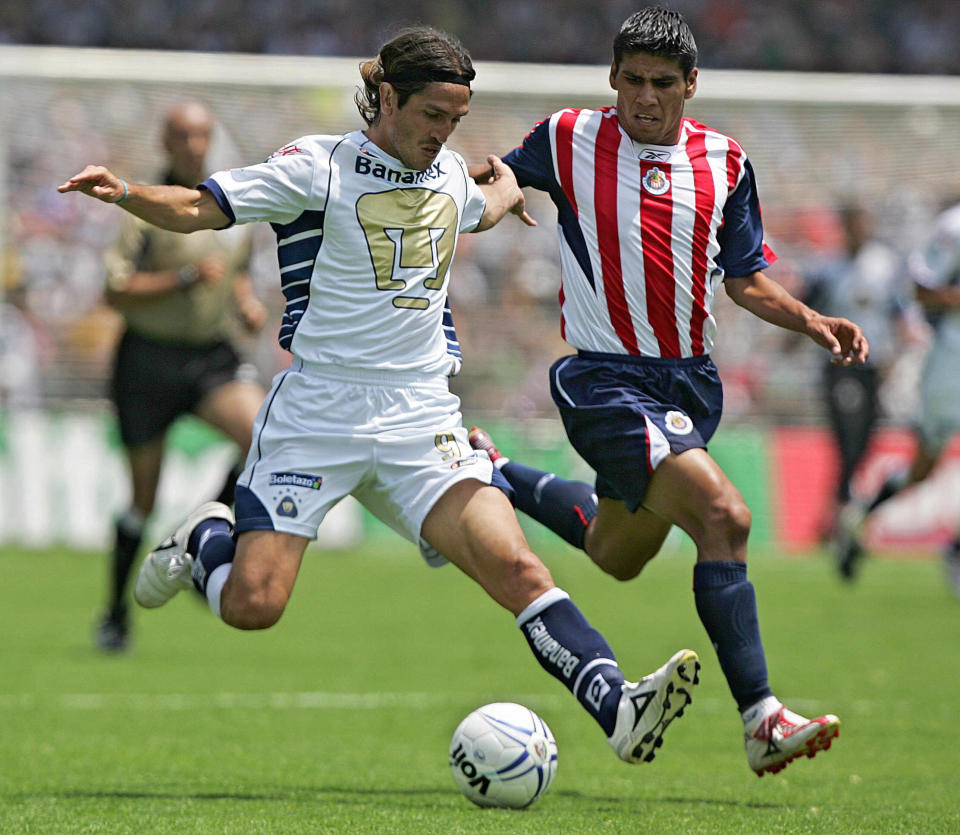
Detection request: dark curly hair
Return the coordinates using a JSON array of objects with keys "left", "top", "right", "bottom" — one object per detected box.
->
[{"left": 356, "top": 26, "right": 475, "bottom": 126}]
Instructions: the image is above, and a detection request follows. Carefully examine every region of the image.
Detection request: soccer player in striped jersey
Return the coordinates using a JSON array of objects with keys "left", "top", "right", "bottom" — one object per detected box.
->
[
  {"left": 60, "top": 26, "right": 704, "bottom": 769},
  {"left": 469, "top": 6, "right": 867, "bottom": 777}
]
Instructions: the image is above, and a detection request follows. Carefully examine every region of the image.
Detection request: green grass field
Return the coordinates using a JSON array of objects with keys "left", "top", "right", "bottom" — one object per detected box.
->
[{"left": 2, "top": 541, "right": 959, "bottom": 833}]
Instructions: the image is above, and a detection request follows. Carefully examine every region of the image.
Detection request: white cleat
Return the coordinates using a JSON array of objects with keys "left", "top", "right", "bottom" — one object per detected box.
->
[
  {"left": 607, "top": 649, "right": 700, "bottom": 764},
  {"left": 745, "top": 703, "right": 840, "bottom": 777},
  {"left": 134, "top": 501, "right": 234, "bottom": 609}
]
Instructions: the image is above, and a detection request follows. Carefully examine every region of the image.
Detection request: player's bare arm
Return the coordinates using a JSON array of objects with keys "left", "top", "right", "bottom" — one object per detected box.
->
[
  {"left": 916, "top": 282, "right": 960, "bottom": 311},
  {"left": 58, "top": 164, "right": 229, "bottom": 233},
  {"left": 473, "top": 156, "right": 536, "bottom": 230},
  {"left": 725, "top": 270, "right": 869, "bottom": 365}
]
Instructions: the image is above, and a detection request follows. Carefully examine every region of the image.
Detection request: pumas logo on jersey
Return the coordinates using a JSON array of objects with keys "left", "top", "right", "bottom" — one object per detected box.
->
[
  {"left": 642, "top": 166, "right": 671, "bottom": 195},
  {"left": 664, "top": 410, "right": 693, "bottom": 435},
  {"left": 276, "top": 497, "right": 298, "bottom": 518},
  {"left": 639, "top": 149, "right": 670, "bottom": 161},
  {"left": 269, "top": 472, "right": 323, "bottom": 490}
]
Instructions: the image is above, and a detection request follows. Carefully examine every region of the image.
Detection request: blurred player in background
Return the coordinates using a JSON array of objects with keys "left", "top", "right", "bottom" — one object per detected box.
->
[
  {"left": 95, "top": 100, "right": 269, "bottom": 651},
  {"left": 61, "top": 27, "right": 704, "bottom": 767},
  {"left": 835, "top": 197, "right": 960, "bottom": 595},
  {"left": 800, "top": 202, "right": 919, "bottom": 555},
  {"left": 468, "top": 6, "right": 867, "bottom": 776}
]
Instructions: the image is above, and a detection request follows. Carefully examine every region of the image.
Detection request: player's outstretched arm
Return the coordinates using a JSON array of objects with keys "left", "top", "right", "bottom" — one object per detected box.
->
[
  {"left": 473, "top": 156, "right": 536, "bottom": 231},
  {"left": 58, "top": 164, "right": 229, "bottom": 233},
  {"left": 725, "top": 270, "right": 869, "bottom": 366}
]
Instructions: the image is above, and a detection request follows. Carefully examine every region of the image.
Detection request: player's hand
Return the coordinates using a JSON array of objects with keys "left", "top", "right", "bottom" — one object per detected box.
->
[
  {"left": 809, "top": 314, "right": 870, "bottom": 366},
  {"left": 236, "top": 294, "right": 269, "bottom": 333},
  {"left": 196, "top": 255, "right": 227, "bottom": 285},
  {"left": 57, "top": 165, "right": 128, "bottom": 204},
  {"left": 488, "top": 155, "right": 537, "bottom": 227}
]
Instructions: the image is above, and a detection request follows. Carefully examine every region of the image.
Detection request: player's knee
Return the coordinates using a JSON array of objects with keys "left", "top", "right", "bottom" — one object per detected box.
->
[
  {"left": 590, "top": 542, "right": 654, "bottom": 582},
  {"left": 220, "top": 584, "right": 288, "bottom": 630},
  {"left": 708, "top": 493, "right": 752, "bottom": 548}
]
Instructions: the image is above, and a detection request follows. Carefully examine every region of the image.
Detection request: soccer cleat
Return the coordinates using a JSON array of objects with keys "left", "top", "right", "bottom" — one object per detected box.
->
[
  {"left": 745, "top": 704, "right": 840, "bottom": 777},
  {"left": 95, "top": 603, "right": 130, "bottom": 652},
  {"left": 468, "top": 426, "right": 508, "bottom": 466},
  {"left": 134, "top": 501, "right": 234, "bottom": 609},
  {"left": 607, "top": 649, "right": 700, "bottom": 764},
  {"left": 833, "top": 501, "right": 867, "bottom": 581}
]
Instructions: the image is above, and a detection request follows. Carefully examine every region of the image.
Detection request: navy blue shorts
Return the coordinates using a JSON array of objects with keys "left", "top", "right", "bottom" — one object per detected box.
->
[{"left": 549, "top": 351, "right": 723, "bottom": 512}]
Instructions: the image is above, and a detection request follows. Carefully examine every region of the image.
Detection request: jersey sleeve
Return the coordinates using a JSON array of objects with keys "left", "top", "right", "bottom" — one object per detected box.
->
[
  {"left": 454, "top": 153, "right": 487, "bottom": 232},
  {"left": 716, "top": 159, "right": 776, "bottom": 278},
  {"left": 202, "top": 137, "right": 322, "bottom": 227},
  {"left": 501, "top": 117, "right": 557, "bottom": 192},
  {"left": 911, "top": 210, "right": 960, "bottom": 289}
]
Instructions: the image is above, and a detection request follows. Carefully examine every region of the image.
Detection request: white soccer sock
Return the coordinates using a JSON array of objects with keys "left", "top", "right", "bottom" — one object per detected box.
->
[
  {"left": 741, "top": 694, "right": 782, "bottom": 730},
  {"left": 205, "top": 563, "right": 232, "bottom": 619}
]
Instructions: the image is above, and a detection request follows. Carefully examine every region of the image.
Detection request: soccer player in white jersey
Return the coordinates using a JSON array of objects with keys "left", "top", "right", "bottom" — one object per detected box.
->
[
  {"left": 60, "top": 26, "right": 703, "bottom": 768},
  {"left": 834, "top": 198, "right": 960, "bottom": 596},
  {"left": 468, "top": 7, "right": 868, "bottom": 777}
]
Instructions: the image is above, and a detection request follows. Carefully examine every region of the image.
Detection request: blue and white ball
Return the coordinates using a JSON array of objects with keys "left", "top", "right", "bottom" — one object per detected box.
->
[{"left": 449, "top": 702, "right": 558, "bottom": 809}]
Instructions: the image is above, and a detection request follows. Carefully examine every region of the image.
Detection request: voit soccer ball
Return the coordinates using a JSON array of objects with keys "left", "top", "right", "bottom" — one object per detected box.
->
[{"left": 449, "top": 702, "right": 558, "bottom": 809}]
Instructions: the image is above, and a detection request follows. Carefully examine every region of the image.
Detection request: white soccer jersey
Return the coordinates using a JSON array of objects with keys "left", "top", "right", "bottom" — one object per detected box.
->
[
  {"left": 504, "top": 109, "right": 774, "bottom": 358},
  {"left": 203, "top": 131, "right": 486, "bottom": 374},
  {"left": 912, "top": 202, "right": 960, "bottom": 355}
]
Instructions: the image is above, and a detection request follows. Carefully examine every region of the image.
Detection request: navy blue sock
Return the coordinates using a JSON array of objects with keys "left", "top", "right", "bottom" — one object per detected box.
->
[
  {"left": 518, "top": 589, "right": 624, "bottom": 735},
  {"left": 501, "top": 461, "right": 597, "bottom": 550},
  {"left": 188, "top": 520, "right": 235, "bottom": 594},
  {"left": 693, "top": 561, "right": 773, "bottom": 712}
]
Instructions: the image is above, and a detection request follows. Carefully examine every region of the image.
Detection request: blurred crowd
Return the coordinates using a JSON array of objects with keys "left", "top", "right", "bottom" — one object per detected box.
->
[
  {"left": 2, "top": 2, "right": 960, "bottom": 424},
  {"left": 2, "top": 0, "right": 960, "bottom": 74}
]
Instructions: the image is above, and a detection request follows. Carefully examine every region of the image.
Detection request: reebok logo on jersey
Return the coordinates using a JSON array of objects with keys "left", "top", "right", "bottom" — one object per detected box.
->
[
  {"left": 355, "top": 155, "right": 446, "bottom": 184},
  {"left": 269, "top": 472, "right": 323, "bottom": 489},
  {"left": 639, "top": 149, "right": 670, "bottom": 161}
]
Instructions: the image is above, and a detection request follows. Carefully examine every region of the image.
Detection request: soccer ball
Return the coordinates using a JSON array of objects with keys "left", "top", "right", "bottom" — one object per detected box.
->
[{"left": 449, "top": 702, "right": 558, "bottom": 809}]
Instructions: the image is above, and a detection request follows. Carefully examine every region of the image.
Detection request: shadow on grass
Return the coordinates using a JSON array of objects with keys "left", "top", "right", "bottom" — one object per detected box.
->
[{"left": 14, "top": 787, "right": 788, "bottom": 810}]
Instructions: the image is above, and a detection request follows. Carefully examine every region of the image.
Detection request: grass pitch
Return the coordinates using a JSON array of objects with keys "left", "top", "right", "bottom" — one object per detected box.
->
[{"left": 2, "top": 539, "right": 959, "bottom": 833}]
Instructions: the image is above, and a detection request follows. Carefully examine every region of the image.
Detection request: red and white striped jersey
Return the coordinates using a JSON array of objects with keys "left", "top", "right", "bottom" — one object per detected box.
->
[{"left": 503, "top": 108, "right": 775, "bottom": 358}]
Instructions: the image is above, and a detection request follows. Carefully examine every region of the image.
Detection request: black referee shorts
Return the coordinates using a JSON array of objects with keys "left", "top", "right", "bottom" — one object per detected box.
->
[{"left": 111, "top": 329, "right": 244, "bottom": 447}]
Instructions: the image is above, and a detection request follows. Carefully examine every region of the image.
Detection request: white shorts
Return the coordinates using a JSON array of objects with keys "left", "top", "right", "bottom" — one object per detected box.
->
[
  {"left": 235, "top": 359, "right": 496, "bottom": 566},
  {"left": 919, "top": 348, "right": 960, "bottom": 451}
]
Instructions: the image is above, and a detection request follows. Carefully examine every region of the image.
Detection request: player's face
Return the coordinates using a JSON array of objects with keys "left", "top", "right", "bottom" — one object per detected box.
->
[
  {"left": 610, "top": 52, "right": 697, "bottom": 146},
  {"left": 163, "top": 104, "right": 213, "bottom": 184},
  {"left": 373, "top": 82, "right": 470, "bottom": 171}
]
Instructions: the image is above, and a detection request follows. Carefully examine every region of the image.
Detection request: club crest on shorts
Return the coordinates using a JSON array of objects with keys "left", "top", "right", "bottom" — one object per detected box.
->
[
  {"left": 664, "top": 410, "right": 693, "bottom": 435},
  {"left": 276, "top": 496, "right": 298, "bottom": 517},
  {"left": 642, "top": 166, "right": 671, "bottom": 195}
]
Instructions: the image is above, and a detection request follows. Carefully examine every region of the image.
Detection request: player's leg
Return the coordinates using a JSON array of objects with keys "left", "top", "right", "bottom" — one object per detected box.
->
[
  {"left": 135, "top": 498, "right": 308, "bottom": 629},
  {"left": 96, "top": 436, "right": 164, "bottom": 651},
  {"left": 192, "top": 356, "right": 266, "bottom": 508},
  {"left": 642, "top": 448, "right": 839, "bottom": 776},
  {"left": 421, "top": 478, "right": 699, "bottom": 764},
  {"left": 468, "top": 426, "right": 672, "bottom": 576},
  {"left": 468, "top": 426, "right": 598, "bottom": 550},
  {"left": 834, "top": 435, "right": 939, "bottom": 579},
  {"left": 98, "top": 331, "right": 183, "bottom": 651}
]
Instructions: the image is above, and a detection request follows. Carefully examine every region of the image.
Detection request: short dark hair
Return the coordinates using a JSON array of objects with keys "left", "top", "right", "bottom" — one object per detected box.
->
[
  {"left": 613, "top": 6, "right": 698, "bottom": 77},
  {"left": 356, "top": 26, "right": 475, "bottom": 126}
]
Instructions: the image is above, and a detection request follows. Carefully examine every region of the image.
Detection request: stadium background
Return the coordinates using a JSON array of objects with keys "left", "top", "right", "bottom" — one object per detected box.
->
[{"left": 1, "top": 0, "right": 960, "bottom": 552}]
